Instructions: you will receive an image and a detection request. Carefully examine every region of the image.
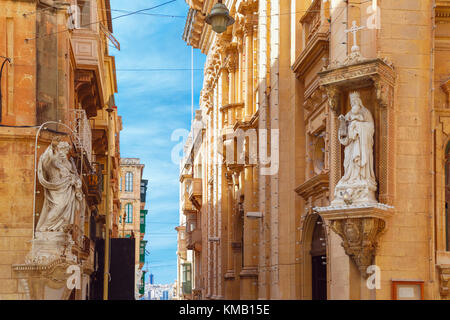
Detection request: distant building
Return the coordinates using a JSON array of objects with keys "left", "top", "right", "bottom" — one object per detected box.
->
[
  {"left": 149, "top": 273, "right": 154, "bottom": 284},
  {"left": 119, "top": 158, "right": 148, "bottom": 299},
  {"left": 145, "top": 283, "right": 175, "bottom": 300}
]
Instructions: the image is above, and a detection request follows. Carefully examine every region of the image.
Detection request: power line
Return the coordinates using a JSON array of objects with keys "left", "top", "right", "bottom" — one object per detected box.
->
[{"left": 24, "top": 0, "right": 177, "bottom": 41}]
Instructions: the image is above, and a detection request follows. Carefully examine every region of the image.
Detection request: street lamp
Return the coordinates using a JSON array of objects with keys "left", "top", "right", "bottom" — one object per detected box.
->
[{"left": 205, "top": 0, "right": 234, "bottom": 34}]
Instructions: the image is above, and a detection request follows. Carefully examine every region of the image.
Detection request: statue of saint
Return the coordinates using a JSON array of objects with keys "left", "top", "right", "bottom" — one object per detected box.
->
[
  {"left": 332, "top": 91, "right": 377, "bottom": 205},
  {"left": 36, "top": 140, "right": 83, "bottom": 232}
]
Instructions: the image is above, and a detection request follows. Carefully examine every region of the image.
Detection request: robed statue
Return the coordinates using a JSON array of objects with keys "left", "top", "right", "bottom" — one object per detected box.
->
[
  {"left": 332, "top": 91, "right": 377, "bottom": 205},
  {"left": 36, "top": 140, "right": 83, "bottom": 232}
]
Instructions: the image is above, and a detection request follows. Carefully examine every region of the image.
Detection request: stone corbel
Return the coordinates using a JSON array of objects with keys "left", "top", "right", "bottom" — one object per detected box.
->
[
  {"left": 315, "top": 204, "right": 393, "bottom": 278},
  {"left": 438, "top": 265, "right": 450, "bottom": 297}
]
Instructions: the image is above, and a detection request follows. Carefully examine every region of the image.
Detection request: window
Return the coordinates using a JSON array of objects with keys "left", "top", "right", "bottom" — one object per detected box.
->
[
  {"left": 125, "top": 203, "right": 133, "bottom": 223},
  {"left": 125, "top": 172, "right": 133, "bottom": 192},
  {"left": 119, "top": 177, "right": 122, "bottom": 191},
  {"left": 77, "top": 0, "right": 91, "bottom": 28},
  {"left": 182, "top": 263, "right": 192, "bottom": 294}
]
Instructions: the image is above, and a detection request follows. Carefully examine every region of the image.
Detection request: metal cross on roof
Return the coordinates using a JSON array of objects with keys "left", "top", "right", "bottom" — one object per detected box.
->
[{"left": 344, "top": 20, "right": 366, "bottom": 53}]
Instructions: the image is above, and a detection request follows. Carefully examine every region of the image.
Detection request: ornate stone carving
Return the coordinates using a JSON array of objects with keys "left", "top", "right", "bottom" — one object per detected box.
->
[
  {"left": 438, "top": 265, "right": 450, "bottom": 297},
  {"left": 324, "top": 85, "right": 340, "bottom": 112},
  {"left": 330, "top": 216, "right": 385, "bottom": 277},
  {"left": 315, "top": 204, "right": 393, "bottom": 278}
]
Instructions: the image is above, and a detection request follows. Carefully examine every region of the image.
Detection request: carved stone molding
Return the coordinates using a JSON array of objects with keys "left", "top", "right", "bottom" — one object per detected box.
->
[
  {"left": 315, "top": 204, "right": 393, "bottom": 278},
  {"left": 295, "top": 173, "right": 329, "bottom": 202},
  {"left": 437, "top": 265, "right": 450, "bottom": 297},
  {"left": 12, "top": 258, "right": 81, "bottom": 300}
]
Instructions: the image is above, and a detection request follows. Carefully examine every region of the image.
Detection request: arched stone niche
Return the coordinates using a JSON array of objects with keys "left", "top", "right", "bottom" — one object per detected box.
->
[{"left": 315, "top": 56, "right": 396, "bottom": 278}]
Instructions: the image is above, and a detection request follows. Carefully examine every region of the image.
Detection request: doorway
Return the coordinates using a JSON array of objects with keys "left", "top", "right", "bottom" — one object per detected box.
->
[{"left": 310, "top": 216, "right": 327, "bottom": 300}]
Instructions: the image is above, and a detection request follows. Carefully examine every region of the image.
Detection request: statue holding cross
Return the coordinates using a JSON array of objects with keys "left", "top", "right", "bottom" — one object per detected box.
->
[{"left": 345, "top": 20, "right": 366, "bottom": 53}]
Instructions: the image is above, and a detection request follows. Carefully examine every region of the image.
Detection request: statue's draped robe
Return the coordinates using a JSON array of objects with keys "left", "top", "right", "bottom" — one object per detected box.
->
[
  {"left": 36, "top": 145, "right": 82, "bottom": 232},
  {"left": 338, "top": 106, "right": 376, "bottom": 189}
]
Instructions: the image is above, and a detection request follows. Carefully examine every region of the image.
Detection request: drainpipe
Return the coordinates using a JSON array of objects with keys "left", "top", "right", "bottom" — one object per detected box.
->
[
  {"left": 103, "top": 106, "right": 113, "bottom": 300},
  {"left": 257, "top": 0, "right": 267, "bottom": 300}
]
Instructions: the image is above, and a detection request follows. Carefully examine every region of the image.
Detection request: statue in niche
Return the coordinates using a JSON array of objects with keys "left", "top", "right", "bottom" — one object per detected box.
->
[
  {"left": 36, "top": 139, "right": 83, "bottom": 233},
  {"left": 332, "top": 91, "right": 377, "bottom": 206}
]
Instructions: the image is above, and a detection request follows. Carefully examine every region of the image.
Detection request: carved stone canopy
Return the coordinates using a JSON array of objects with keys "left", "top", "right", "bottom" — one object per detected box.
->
[
  {"left": 315, "top": 204, "right": 393, "bottom": 278},
  {"left": 319, "top": 54, "right": 396, "bottom": 206},
  {"left": 318, "top": 57, "right": 395, "bottom": 113}
]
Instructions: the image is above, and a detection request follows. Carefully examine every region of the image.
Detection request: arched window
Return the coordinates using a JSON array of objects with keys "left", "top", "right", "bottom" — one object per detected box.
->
[
  {"left": 125, "top": 172, "right": 133, "bottom": 192},
  {"left": 125, "top": 203, "right": 133, "bottom": 223}
]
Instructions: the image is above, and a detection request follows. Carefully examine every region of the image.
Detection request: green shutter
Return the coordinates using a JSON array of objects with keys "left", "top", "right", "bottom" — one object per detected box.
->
[
  {"left": 182, "top": 263, "right": 192, "bottom": 294},
  {"left": 139, "top": 271, "right": 146, "bottom": 295},
  {"left": 140, "top": 210, "right": 147, "bottom": 233},
  {"left": 139, "top": 240, "right": 147, "bottom": 263}
]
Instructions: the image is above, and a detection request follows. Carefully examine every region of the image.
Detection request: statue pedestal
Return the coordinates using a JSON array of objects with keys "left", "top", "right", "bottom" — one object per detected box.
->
[
  {"left": 331, "top": 181, "right": 377, "bottom": 206},
  {"left": 12, "top": 232, "right": 80, "bottom": 300},
  {"left": 25, "top": 232, "right": 76, "bottom": 265},
  {"left": 315, "top": 203, "right": 393, "bottom": 277}
]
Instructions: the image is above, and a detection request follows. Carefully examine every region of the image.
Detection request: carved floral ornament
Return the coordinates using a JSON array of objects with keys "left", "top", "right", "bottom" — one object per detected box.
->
[{"left": 330, "top": 217, "right": 386, "bottom": 278}]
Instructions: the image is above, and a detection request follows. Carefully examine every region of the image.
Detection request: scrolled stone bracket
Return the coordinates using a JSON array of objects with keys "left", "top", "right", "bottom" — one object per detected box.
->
[
  {"left": 437, "top": 265, "right": 450, "bottom": 297},
  {"left": 315, "top": 203, "right": 393, "bottom": 278}
]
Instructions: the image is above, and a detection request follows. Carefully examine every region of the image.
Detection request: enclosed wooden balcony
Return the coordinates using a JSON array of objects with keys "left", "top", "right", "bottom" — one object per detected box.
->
[
  {"left": 188, "top": 178, "right": 202, "bottom": 210},
  {"left": 176, "top": 226, "right": 187, "bottom": 260},
  {"left": 71, "top": 26, "right": 107, "bottom": 118},
  {"left": 186, "top": 228, "right": 202, "bottom": 252},
  {"left": 181, "top": 178, "right": 196, "bottom": 214}
]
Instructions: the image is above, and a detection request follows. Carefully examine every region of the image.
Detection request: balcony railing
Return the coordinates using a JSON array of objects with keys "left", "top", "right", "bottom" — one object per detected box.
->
[{"left": 69, "top": 109, "right": 92, "bottom": 163}]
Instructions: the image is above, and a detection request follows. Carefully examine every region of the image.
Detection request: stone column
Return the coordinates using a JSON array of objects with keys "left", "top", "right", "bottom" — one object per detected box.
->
[
  {"left": 227, "top": 50, "right": 237, "bottom": 104},
  {"left": 224, "top": 170, "right": 235, "bottom": 299}
]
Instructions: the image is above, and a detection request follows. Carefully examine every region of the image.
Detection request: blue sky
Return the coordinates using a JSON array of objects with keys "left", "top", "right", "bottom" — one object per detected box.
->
[{"left": 110, "top": 0, "right": 205, "bottom": 284}]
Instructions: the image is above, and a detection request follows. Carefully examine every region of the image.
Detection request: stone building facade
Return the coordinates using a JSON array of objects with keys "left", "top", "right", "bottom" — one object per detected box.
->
[
  {"left": 118, "top": 158, "right": 148, "bottom": 298},
  {"left": 0, "top": 0, "right": 122, "bottom": 299},
  {"left": 179, "top": 0, "right": 450, "bottom": 299}
]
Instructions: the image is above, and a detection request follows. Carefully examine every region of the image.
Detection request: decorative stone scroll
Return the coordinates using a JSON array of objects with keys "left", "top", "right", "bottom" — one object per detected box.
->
[
  {"left": 438, "top": 265, "right": 450, "bottom": 297},
  {"left": 315, "top": 203, "right": 393, "bottom": 278}
]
